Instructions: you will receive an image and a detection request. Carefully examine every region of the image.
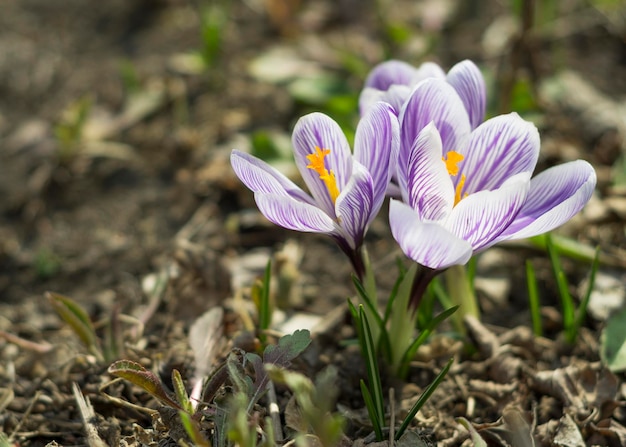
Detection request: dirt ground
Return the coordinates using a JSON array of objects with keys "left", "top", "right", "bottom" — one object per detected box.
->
[{"left": 1, "top": 0, "right": 626, "bottom": 446}]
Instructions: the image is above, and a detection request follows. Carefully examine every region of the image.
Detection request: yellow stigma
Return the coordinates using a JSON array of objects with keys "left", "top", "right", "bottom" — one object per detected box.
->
[
  {"left": 306, "top": 146, "right": 340, "bottom": 204},
  {"left": 455, "top": 174, "right": 467, "bottom": 206},
  {"left": 443, "top": 151, "right": 464, "bottom": 176},
  {"left": 443, "top": 150, "right": 468, "bottom": 206}
]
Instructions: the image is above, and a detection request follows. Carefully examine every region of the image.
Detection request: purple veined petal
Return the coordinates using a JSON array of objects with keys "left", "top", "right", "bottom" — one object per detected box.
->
[
  {"left": 399, "top": 78, "right": 471, "bottom": 169},
  {"left": 359, "top": 85, "right": 413, "bottom": 116},
  {"left": 354, "top": 102, "right": 398, "bottom": 213},
  {"left": 255, "top": 193, "right": 338, "bottom": 234},
  {"left": 404, "top": 123, "right": 454, "bottom": 221},
  {"left": 413, "top": 61, "right": 446, "bottom": 82},
  {"left": 381, "top": 85, "right": 412, "bottom": 115},
  {"left": 230, "top": 150, "right": 314, "bottom": 204},
  {"left": 446, "top": 60, "right": 486, "bottom": 129},
  {"left": 495, "top": 160, "right": 596, "bottom": 241},
  {"left": 446, "top": 172, "right": 530, "bottom": 252},
  {"left": 292, "top": 112, "right": 353, "bottom": 217},
  {"left": 364, "top": 60, "right": 418, "bottom": 90},
  {"left": 335, "top": 163, "right": 375, "bottom": 249},
  {"left": 359, "top": 87, "right": 386, "bottom": 116},
  {"left": 460, "top": 113, "right": 540, "bottom": 194},
  {"left": 389, "top": 200, "right": 473, "bottom": 269}
]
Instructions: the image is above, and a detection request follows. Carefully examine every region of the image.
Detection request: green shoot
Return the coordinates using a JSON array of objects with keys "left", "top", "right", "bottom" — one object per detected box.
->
[
  {"left": 395, "top": 358, "right": 453, "bottom": 441},
  {"left": 545, "top": 233, "right": 601, "bottom": 344},
  {"left": 251, "top": 260, "right": 273, "bottom": 345},
  {"left": 525, "top": 260, "right": 542, "bottom": 337},
  {"left": 107, "top": 360, "right": 182, "bottom": 410},
  {"left": 574, "top": 247, "right": 601, "bottom": 334},
  {"left": 397, "top": 306, "right": 458, "bottom": 379},
  {"left": 444, "top": 264, "right": 479, "bottom": 331},
  {"left": 353, "top": 304, "right": 385, "bottom": 441},
  {"left": 199, "top": 2, "right": 228, "bottom": 69},
  {"left": 46, "top": 291, "right": 103, "bottom": 362},
  {"left": 266, "top": 365, "right": 345, "bottom": 447}
]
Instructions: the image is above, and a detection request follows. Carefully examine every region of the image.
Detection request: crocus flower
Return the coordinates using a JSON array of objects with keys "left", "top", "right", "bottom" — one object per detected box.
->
[
  {"left": 231, "top": 102, "right": 399, "bottom": 278},
  {"left": 389, "top": 79, "right": 596, "bottom": 279},
  {"left": 359, "top": 59, "right": 486, "bottom": 129}
]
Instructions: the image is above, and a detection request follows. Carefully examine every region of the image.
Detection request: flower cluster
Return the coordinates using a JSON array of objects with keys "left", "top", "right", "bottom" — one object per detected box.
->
[{"left": 231, "top": 58, "right": 596, "bottom": 297}]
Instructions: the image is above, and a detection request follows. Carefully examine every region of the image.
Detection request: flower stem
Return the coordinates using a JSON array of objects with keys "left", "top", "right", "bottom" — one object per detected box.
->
[
  {"left": 408, "top": 266, "right": 439, "bottom": 313},
  {"left": 444, "top": 264, "right": 479, "bottom": 333}
]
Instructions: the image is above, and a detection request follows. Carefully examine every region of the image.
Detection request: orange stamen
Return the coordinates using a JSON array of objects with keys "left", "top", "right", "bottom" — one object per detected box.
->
[
  {"left": 443, "top": 151, "right": 468, "bottom": 205},
  {"left": 306, "top": 146, "right": 340, "bottom": 203}
]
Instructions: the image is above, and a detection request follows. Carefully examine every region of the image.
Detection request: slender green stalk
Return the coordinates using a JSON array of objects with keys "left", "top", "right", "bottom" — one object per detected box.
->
[
  {"left": 573, "top": 247, "right": 601, "bottom": 336},
  {"left": 395, "top": 358, "right": 453, "bottom": 440},
  {"left": 545, "top": 234, "right": 575, "bottom": 342},
  {"left": 358, "top": 306, "right": 385, "bottom": 431},
  {"left": 525, "top": 260, "right": 543, "bottom": 337},
  {"left": 444, "top": 264, "right": 479, "bottom": 333},
  {"left": 387, "top": 264, "right": 418, "bottom": 373}
]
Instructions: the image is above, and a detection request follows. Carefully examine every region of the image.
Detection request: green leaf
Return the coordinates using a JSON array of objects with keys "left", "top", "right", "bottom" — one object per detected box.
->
[
  {"left": 396, "top": 358, "right": 453, "bottom": 440},
  {"left": 257, "top": 260, "right": 273, "bottom": 344},
  {"left": 46, "top": 291, "right": 102, "bottom": 361},
  {"left": 108, "top": 360, "right": 182, "bottom": 410},
  {"left": 352, "top": 275, "right": 390, "bottom": 357},
  {"left": 526, "top": 260, "right": 542, "bottom": 337},
  {"left": 360, "top": 380, "right": 383, "bottom": 441},
  {"left": 398, "top": 306, "right": 458, "bottom": 379},
  {"left": 529, "top": 233, "right": 600, "bottom": 265},
  {"left": 172, "top": 369, "right": 193, "bottom": 414},
  {"left": 358, "top": 306, "right": 385, "bottom": 439},
  {"left": 180, "top": 411, "right": 211, "bottom": 447},
  {"left": 263, "top": 329, "right": 311, "bottom": 367},
  {"left": 574, "top": 247, "right": 601, "bottom": 335},
  {"left": 545, "top": 234, "right": 575, "bottom": 341},
  {"left": 601, "top": 306, "right": 626, "bottom": 372}
]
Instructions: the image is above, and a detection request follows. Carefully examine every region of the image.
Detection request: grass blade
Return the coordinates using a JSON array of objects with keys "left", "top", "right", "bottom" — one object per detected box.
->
[
  {"left": 395, "top": 358, "right": 453, "bottom": 441},
  {"left": 398, "top": 306, "right": 458, "bottom": 379},
  {"left": 360, "top": 380, "right": 383, "bottom": 441},
  {"left": 574, "top": 247, "right": 601, "bottom": 335},
  {"left": 545, "top": 234, "right": 575, "bottom": 341},
  {"left": 358, "top": 306, "right": 385, "bottom": 439},
  {"left": 526, "top": 260, "right": 542, "bottom": 337}
]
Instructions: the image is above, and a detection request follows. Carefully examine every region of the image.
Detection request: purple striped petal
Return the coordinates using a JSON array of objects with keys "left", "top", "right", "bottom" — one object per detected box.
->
[
  {"left": 335, "top": 163, "right": 374, "bottom": 249},
  {"left": 404, "top": 123, "right": 454, "bottom": 220},
  {"left": 292, "top": 113, "right": 353, "bottom": 217},
  {"left": 231, "top": 150, "right": 314, "bottom": 204},
  {"left": 364, "top": 60, "right": 418, "bottom": 90},
  {"left": 359, "top": 85, "right": 412, "bottom": 116},
  {"left": 460, "top": 113, "right": 540, "bottom": 194},
  {"left": 399, "top": 78, "right": 471, "bottom": 173},
  {"left": 495, "top": 160, "right": 596, "bottom": 241},
  {"left": 354, "top": 102, "right": 399, "bottom": 214},
  {"left": 389, "top": 200, "right": 473, "bottom": 269},
  {"left": 414, "top": 62, "right": 446, "bottom": 81},
  {"left": 255, "top": 193, "right": 337, "bottom": 234},
  {"left": 446, "top": 172, "right": 530, "bottom": 252},
  {"left": 446, "top": 60, "right": 486, "bottom": 129}
]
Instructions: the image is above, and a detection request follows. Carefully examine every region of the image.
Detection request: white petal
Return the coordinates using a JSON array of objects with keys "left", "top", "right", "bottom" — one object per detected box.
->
[
  {"left": 389, "top": 200, "right": 473, "bottom": 269},
  {"left": 460, "top": 113, "right": 539, "bottom": 194},
  {"left": 354, "top": 102, "right": 398, "bottom": 214},
  {"left": 231, "top": 150, "right": 314, "bottom": 203},
  {"left": 446, "top": 60, "right": 486, "bottom": 129},
  {"left": 404, "top": 123, "right": 454, "bottom": 220},
  {"left": 446, "top": 172, "right": 530, "bottom": 251},
  {"left": 496, "top": 160, "right": 596, "bottom": 241},
  {"left": 255, "top": 193, "right": 338, "bottom": 234},
  {"left": 335, "top": 164, "right": 375, "bottom": 249}
]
